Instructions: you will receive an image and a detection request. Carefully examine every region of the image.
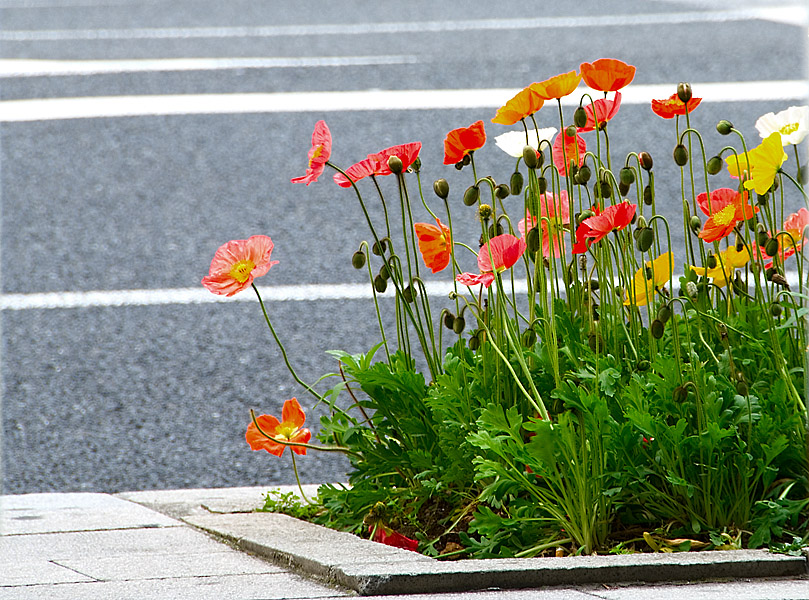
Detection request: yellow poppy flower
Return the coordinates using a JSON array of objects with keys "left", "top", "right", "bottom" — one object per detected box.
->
[
  {"left": 624, "top": 252, "right": 673, "bottom": 307},
  {"left": 742, "top": 132, "right": 787, "bottom": 195},
  {"left": 691, "top": 246, "right": 749, "bottom": 288}
]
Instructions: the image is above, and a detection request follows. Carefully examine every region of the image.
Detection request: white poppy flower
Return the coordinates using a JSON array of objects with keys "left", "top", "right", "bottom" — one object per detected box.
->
[
  {"left": 755, "top": 105, "right": 809, "bottom": 146},
  {"left": 494, "top": 127, "right": 558, "bottom": 158}
]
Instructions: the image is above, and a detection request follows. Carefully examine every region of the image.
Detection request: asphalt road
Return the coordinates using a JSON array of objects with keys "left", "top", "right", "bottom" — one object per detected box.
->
[{"left": 1, "top": 0, "right": 807, "bottom": 494}]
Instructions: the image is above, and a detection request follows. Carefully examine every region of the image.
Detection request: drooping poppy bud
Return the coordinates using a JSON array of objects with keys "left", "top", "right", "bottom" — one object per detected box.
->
[
  {"left": 526, "top": 227, "right": 541, "bottom": 253},
  {"left": 463, "top": 185, "right": 480, "bottom": 206},
  {"left": 639, "top": 152, "right": 654, "bottom": 171},
  {"left": 673, "top": 144, "right": 689, "bottom": 166},
  {"left": 651, "top": 319, "right": 665, "bottom": 339},
  {"left": 657, "top": 303, "right": 672, "bottom": 324},
  {"left": 637, "top": 228, "right": 655, "bottom": 252},
  {"left": 573, "top": 106, "right": 588, "bottom": 128},
  {"left": 452, "top": 315, "right": 466, "bottom": 334},
  {"left": 537, "top": 177, "right": 547, "bottom": 194},
  {"left": 689, "top": 215, "right": 702, "bottom": 233},
  {"left": 620, "top": 167, "right": 635, "bottom": 186},
  {"left": 523, "top": 145, "right": 539, "bottom": 169},
  {"left": 643, "top": 185, "right": 653, "bottom": 205},
  {"left": 372, "top": 239, "right": 387, "bottom": 256},
  {"left": 576, "top": 165, "right": 592, "bottom": 184},
  {"left": 351, "top": 250, "right": 366, "bottom": 269},
  {"left": 443, "top": 311, "right": 455, "bottom": 330},
  {"left": 716, "top": 120, "right": 734, "bottom": 135},
  {"left": 495, "top": 183, "right": 510, "bottom": 199},
  {"left": 510, "top": 171, "right": 524, "bottom": 195},
  {"left": 374, "top": 275, "right": 387, "bottom": 293},
  {"left": 387, "top": 155, "right": 403, "bottom": 174},
  {"left": 706, "top": 156, "right": 723, "bottom": 175},
  {"left": 433, "top": 178, "right": 450, "bottom": 199},
  {"left": 764, "top": 237, "right": 780, "bottom": 257}
]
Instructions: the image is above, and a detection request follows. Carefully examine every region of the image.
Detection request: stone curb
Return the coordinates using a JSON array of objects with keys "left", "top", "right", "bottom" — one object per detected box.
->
[{"left": 119, "top": 487, "right": 809, "bottom": 596}]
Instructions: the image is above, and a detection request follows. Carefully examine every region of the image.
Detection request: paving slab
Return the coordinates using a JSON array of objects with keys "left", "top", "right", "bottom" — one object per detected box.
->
[{"left": 0, "top": 558, "right": 95, "bottom": 586}]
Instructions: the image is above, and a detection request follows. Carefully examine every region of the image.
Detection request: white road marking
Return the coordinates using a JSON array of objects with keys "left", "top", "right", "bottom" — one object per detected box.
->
[
  {"left": 1, "top": 80, "right": 806, "bottom": 122},
  {"left": 0, "top": 8, "right": 805, "bottom": 42},
  {"left": 0, "top": 55, "right": 420, "bottom": 77}
]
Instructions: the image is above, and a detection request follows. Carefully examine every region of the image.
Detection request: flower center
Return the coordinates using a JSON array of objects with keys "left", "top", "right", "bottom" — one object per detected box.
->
[
  {"left": 779, "top": 122, "right": 799, "bottom": 136},
  {"left": 275, "top": 423, "right": 298, "bottom": 440},
  {"left": 713, "top": 203, "right": 737, "bottom": 227},
  {"left": 229, "top": 259, "right": 255, "bottom": 283},
  {"left": 309, "top": 145, "right": 324, "bottom": 167}
]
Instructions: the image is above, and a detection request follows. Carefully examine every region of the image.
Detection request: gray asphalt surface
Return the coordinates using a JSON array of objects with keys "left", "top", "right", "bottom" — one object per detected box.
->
[{"left": 2, "top": 0, "right": 807, "bottom": 493}]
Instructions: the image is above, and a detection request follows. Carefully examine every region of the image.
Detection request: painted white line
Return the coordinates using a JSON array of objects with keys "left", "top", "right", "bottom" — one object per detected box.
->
[
  {"left": 0, "top": 9, "right": 805, "bottom": 42},
  {"left": 1, "top": 81, "right": 806, "bottom": 123},
  {"left": 0, "top": 55, "right": 420, "bottom": 77}
]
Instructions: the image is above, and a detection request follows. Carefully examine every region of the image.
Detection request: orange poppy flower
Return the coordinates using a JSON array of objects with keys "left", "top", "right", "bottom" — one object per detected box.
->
[
  {"left": 580, "top": 59, "right": 636, "bottom": 92},
  {"left": 201, "top": 235, "right": 279, "bottom": 297},
  {"left": 291, "top": 120, "right": 332, "bottom": 185},
  {"left": 246, "top": 398, "right": 311, "bottom": 457},
  {"left": 551, "top": 130, "right": 586, "bottom": 176},
  {"left": 651, "top": 93, "right": 702, "bottom": 119},
  {"left": 529, "top": 70, "right": 582, "bottom": 100},
  {"left": 443, "top": 120, "right": 486, "bottom": 165},
  {"left": 415, "top": 219, "right": 452, "bottom": 273},
  {"left": 697, "top": 188, "right": 757, "bottom": 243},
  {"left": 578, "top": 92, "right": 622, "bottom": 132},
  {"left": 492, "top": 86, "right": 545, "bottom": 125}
]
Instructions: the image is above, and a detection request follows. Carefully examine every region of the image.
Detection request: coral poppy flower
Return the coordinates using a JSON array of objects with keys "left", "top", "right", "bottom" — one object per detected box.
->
[
  {"left": 518, "top": 191, "right": 571, "bottom": 258},
  {"left": 691, "top": 246, "right": 749, "bottom": 288},
  {"left": 443, "top": 120, "right": 486, "bottom": 164},
  {"left": 697, "top": 188, "right": 757, "bottom": 243},
  {"left": 333, "top": 157, "right": 378, "bottom": 188},
  {"left": 494, "top": 127, "right": 557, "bottom": 158},
  {"left": 371, "top": 525, "right": 419, "bottom": 552},
  {"left": 552, "top": 130, "right": 586, "bottom": 176},
  {"left": 573, "top": 202, "right": 637, "bottom": 254},
  {"left": 650, "top": 93, "right": 702, "bottom": 119},
  {"left": 369, "top": 142, "right": 422, "bottom": 176},
  {"left": 492, "top": 86, "right": 545, "bottom": 125},
  {"left": 456, "top": 234, "right": 526, "bottom": 288},
  {"left": 742, "top": 132, "right": 788, "bottom": 195},
  {"left": 415, "top": 219, "right": 452, "bottom": 273},
  {"left": 755, "top": 105, "right": 809, "bottom": 146},
  {"left": 580, "top": 58, "right": 636, "bottom": 92},
  {"left": 246, "top": 398, "right": 312, "bottom": 457},
  {"left": 530, "top": 70, "right": 582, "bottom": 100},
  {"left": 291, "top": 120, "right": 331, "bottom": 185},
  {"left": 201, "top": 235, "right": 278, "bottom": 297},
  {"left": 578, "top": 92, "right": 622, "bottom": 133},
  {"left": 765, "top": 208, "right": 809, "bottom": 268},
  {"left": 624, "top": 252, "right": 673, "bottom": 307}
]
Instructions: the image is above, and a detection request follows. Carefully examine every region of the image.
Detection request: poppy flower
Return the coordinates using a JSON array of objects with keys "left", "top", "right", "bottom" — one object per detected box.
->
[
  {"left": 755, "top": 105, "right": 809, "bottom": 146},
  {"left": 444, "top": 120, "right": 486, "bottom": 165},
  {"left": 650, "top": 93, "right": 702, "bottom": 119},
  {"left": 494, "top": 127, "right": 557, "bottom": 158},
  {"left": 580, "top": 58, "right": 636, "bottom": 92},
  {"left": 456, "top": 234, "right": 526, "bottom": 288},
  {"left": 333, "top": 157, "right": 378, "bottom": 188},
  {"left": 742, "top": 132, "right": 788, "bottom": 195},
  {"left": 697, "top": 188, "right": 757, "bottom": 243},
  {"left": 371, "top": 525, "right": 419, "bottom": 552},
  {"left": 201, "top": 235, "right": 278, "bottom": 297},
  {"left": 492, "top": 86, "right": 544, "bottom": 125},
  {"left": 552, "top": 130, "right": 586, "bottom": 176},
  {"left": 765, "top": 208, "right": 809, "bottom": 268},
  {"left": 530, "top": 70, "right": 582, "bottom": 101},
  {"left": 415, "top": 219, "right": 452, "bottom": 273},
  {"left": 573, "top": 202, "right": 637, "bottom": 254},
  {"left": 369, "top": 142, "right": 422, "bottom": 176},
  {"left": 577, "top": 92, "right": 622, "bottom": 133},
  {"left": 691, "top": 246, "right": 749, "bottom": 288},
  {"left": 624, "top": 252, "right": 673, "bottom": 307},
  {"left": 246, "top": 398, "right": 312, "bottom": 457},
  {"left": 518, "top": 191, "right": 571, "bottom": 258},
  {"left": 291, "top": 120, "right": 331, "bottom": 185}
]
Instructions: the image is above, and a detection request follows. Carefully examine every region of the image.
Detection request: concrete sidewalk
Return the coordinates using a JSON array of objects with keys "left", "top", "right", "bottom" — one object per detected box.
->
[{"left": 2, "top": 486, "right": 808, "bottom": 600}]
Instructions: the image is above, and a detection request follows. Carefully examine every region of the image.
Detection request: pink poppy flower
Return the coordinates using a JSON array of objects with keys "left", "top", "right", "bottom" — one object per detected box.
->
[
  {"left": 333, "top": 157, "right": 378, "bottom": 188},
  {"left": 573, "top": 202, "right": 636, "bottom": 254},
  {"left": 291, "top": 120, "right": 331, "bottom": 185},
  {"left": 369, "top": 142, "right": 422, "bottom": 176},
  {"left": 456, "top": 234, "right": 526, "bottom": 288},
  {"left": 764, "top": 207, "right": 809, "bottom": 268},
  {"left": 201, "top": 235, "right": 278, "bottom": 296},
  {"left": 552, "top": 130, "right": 586, "bottom": 176},
  {"left": 518, "top": 191, "right": 571, "bottom": 258},
  {"left": 578, "top": 92, "right": 622, "bottom": 133}
]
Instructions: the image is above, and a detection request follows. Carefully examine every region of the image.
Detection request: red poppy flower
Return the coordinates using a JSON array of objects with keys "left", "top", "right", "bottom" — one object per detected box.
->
[
  {"left": 697, "top": 188, "right": 757, "bottom": 243},
  {"left": 552, "top": 130, "right": 586, "bottom": 176},
  {"left": 369, "top": 142, "right": 422, "bottom": 176},
  {"left": 246, "top": 398, "right": 311, "bottom": 457},
  {"left": 456, "top": 234, "right": 526, "bottom": 287},
  {"left": 578, "top": 92, "right": 622, "bottom": 133},
  {"left": 573, "top": 202, "right": 637, "bottom": 253},
  {"left": 444, "top": 120, "right": 486, "bottom": 165},
  {"left": 202, "top": 235, "right": 278, "bottom": 297},
  {"left": 333, "top": 157, "right": 378, "bottom": 188},
  {"left": 415, "top": 219, "right": 452, "bottom": 273},
  {"left": 651, "top": 93, "right": 702, "bottom": 119},
  {"left": 530, "top": 70, "right": 582, "bottom": 100},
  {"left": 580, "top": 59, "right": 636, "bottom": 92},
  {"left": 371, "top": 525, "right": 419, "bottom": 552},
  {"left": 291, "top": 120, "right": 331, "bottom": 185},
  {"left": 492, "top": 86, "right": 545, "bottom": 125}
]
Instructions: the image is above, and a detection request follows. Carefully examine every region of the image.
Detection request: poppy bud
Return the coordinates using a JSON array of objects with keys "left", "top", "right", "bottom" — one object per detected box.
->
[
  {"left": 771, "top": 301, "right": 783, "bottom": 318},
  {"left": 578, "top": 209, "right": 595, "bottom": 224},
  {"left": 351, "top": 250, "right": 366, "bottom": 269},
  {"left": 443, "top": 311, "right": 455, "bottom": 330},
  {"left": 373, "top": 275, "right": 387, "bottom": 293},
  {"left": 736, "top": 380, "right": 749, "bottom": 396},
  {"left": 651, "top": 319, "right": 665, "bottom": 339},
  {"left": 468, "top": 333, "right": 480, "bottom": 351},
  {"left": 378, "top": 263, "right": 390, "bottom": 280},
  {"left": 495, "top": 183, "right": 510, "bottom": 199},
  {"left": 735, "top": 236, "right": 744, "bottom": 253},
  {"left": 488, "top": 222, "right": 504, "bottom": 237},
  {"left": 478, "top": 203, "right": 493, "bottom": 222},
  {"left": 452, "top": 315, "right": 465, "bottom": 334},
  {"left": 568, "top": 164, "right": 579, "bottom": 179},
  {"left": 433, "top": 178, "right": 450, "bottom": 199},
  {"left": 387, "top": 155, "right": 403, "bottom": 174},
  {"left": 402, "top": 285, "right": 415, "bottom": 303},
  {"left": 462, "top": 154, "right": 471, "bottom": 166},
  {"left": 454, "top": 161, "right": 464, "bottom": 171},
  {"left": 643, "top": 184, "right": 653, "bottom": 206},
  {"left": 510, "top": 171, "right": 524, "bottom": 195},
  {"left": 372, "top": 239, "right": 387, "bottom": 256},
  {"left": 565, "top": 125, "right": 577, "bottom": 137},
  {"left": 707, "top": 253, "right": 717, "bottom": 269},
  {"left": 689, "top": 215, "right": 702, "bottom": 233},
  {"left": 756, "top": 192, "right": 768, "bottom": 206},
  {"left": 574, "top": 106, "right": 588, "bottom": 128},
  {"left": 636, "top": 215, "right": 648, "bottom": 229},
  {"left": 523, "top": 145, "right": 538, "bottom": 169},
  {"left": 538, "top": 177, "right": 548, "bottom": 194},
  {"left": 716, "top": 120, "right": 734, "bottom": 135},
  {"left": 771, "top": 273, "right": 789, "bottom": 288},
  {"left": 639, "top": 152, "right": 654, "bottom": 171},
  {"left": 638, "top": 228, "right": 655, "bottom": 253},
  {"left": 576, "top": 165, "right": 591, "bottom": 184},
  {"left": 412, "top": 156, "right": 421, "bottom": 172},
  {"left": 732, "top": 273, "right": 746, "bottom": 296},
  {"left": 526, "top": 227, "right": 541, "bottom": 253},
  {"left": 521, "top": 328, "right": 537, "bottom": 348},
  {"left": 620, "top": 167, "right": 635, "bottom": 186},
  {"left": 764, "top": 237, "right": 779, "bottom": 257},
  {"left": 657, "top": 303, "right": 672, "bottom": 324},
  {"left": 673, "top": 385, "right": 688, "bottom": 402},
  {"left": 463, "top": 185, "right": 480, "bottom": 206},
  {"left": 673, "top": 144, "right": 689, "bottom": 166},
  {"left": 765, "top": 267, "right": 777, "bottom": 281},
  {"left": 599, "top": 181, "right": 612, "bottom": 197},
  {"left": 677, "top": 82, "right": 692, "bottom": 103},
  {"left": 588, "top": 278, "right": 600, "bottom": 291},
  {"left": 707, "top": 156, "right": 723, "bottom": 175}
]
